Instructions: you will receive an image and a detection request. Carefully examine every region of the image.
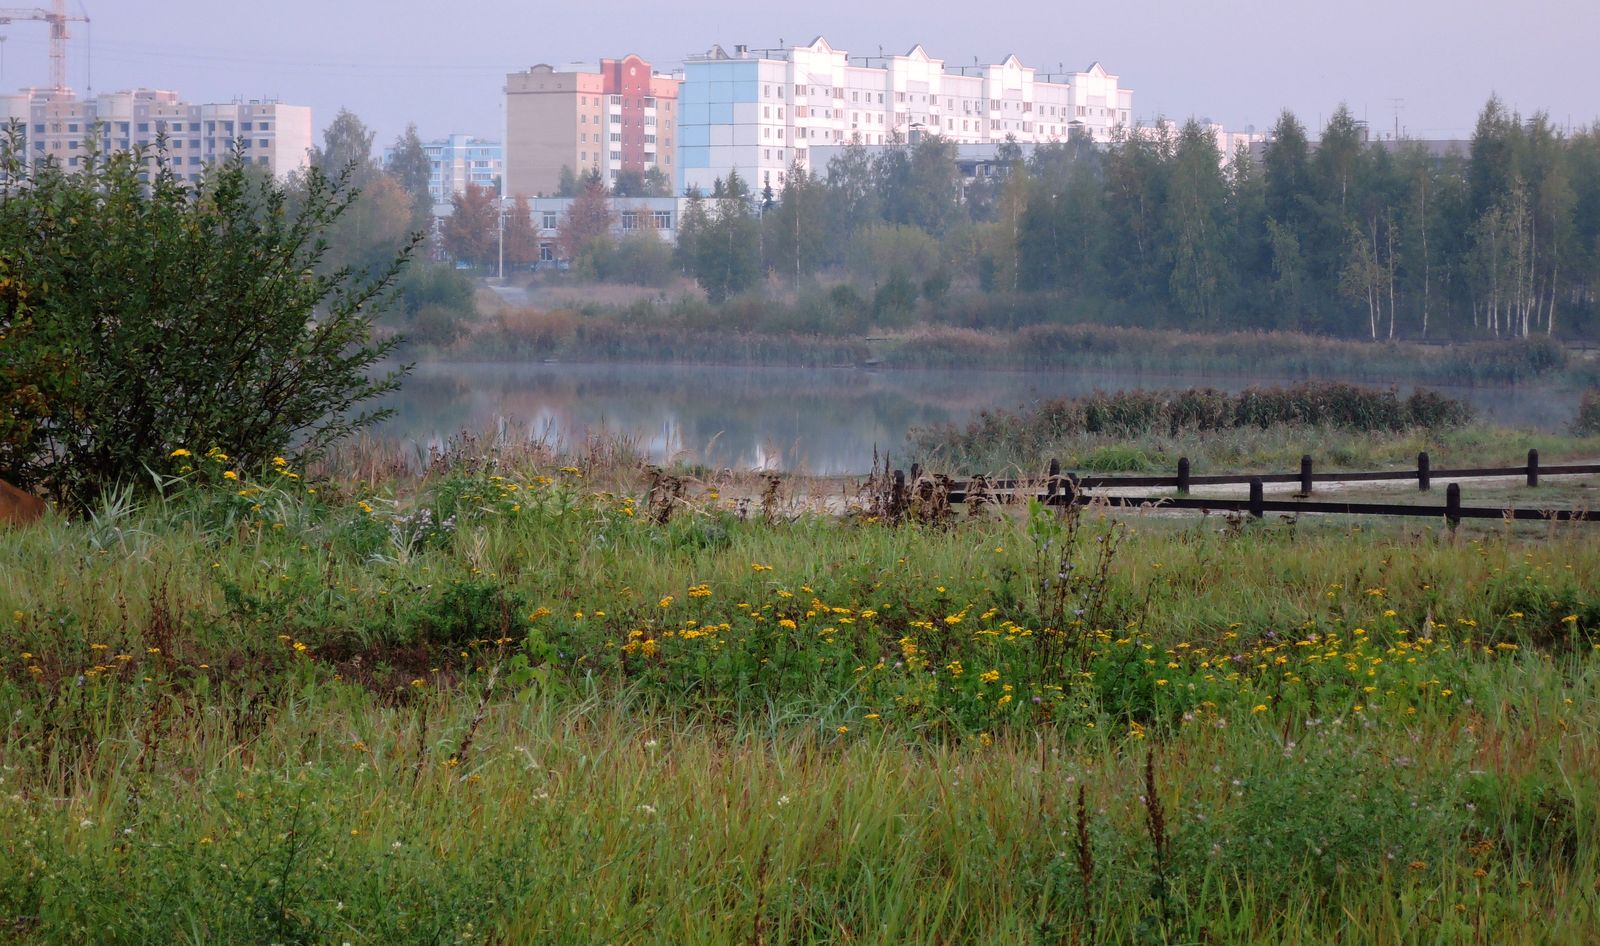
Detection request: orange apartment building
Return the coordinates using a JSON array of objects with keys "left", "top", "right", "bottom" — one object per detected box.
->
[{"left": 503, "top": 55, "right": 679, "bottom": 198}]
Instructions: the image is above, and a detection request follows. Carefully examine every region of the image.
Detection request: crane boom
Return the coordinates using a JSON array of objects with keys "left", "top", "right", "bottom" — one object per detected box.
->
[{"left": 0, "top": 1, "right": 89, "bottom": 92}]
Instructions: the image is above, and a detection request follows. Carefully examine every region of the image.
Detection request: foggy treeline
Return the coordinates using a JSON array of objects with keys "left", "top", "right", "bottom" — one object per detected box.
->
[{"left": 646, "top": 98, "right": 1600, "bottom": 339}]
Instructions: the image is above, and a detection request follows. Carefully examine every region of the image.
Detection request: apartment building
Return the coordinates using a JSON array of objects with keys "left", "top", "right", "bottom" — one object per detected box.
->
[
  {"left": 0, "top": 87, "right": 312, "bottom": 180},
  {"left": 678, "top": 37, "right": 1133, "bottom": 193},
  {"left": 382, "top": 133, "right": 503, "bottom": 215},
  {"left": 504, "top": 55, "right": 679, "bottom": 198}
]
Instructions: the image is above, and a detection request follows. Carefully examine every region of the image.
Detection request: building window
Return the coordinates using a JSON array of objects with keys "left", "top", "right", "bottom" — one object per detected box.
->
[
  {"left": 621, "top": 211, "right": 637, "bottom": 231},
  {"left": 541, "top": 211, "right": 557, "bottom": 229},
  {"left": 539, "top": 242, "right": 554, "bottom": 262},
  {"left": 258, "top": 138, "right": 268, "bottom": 148},
  {"left": 653, "top": 210, "right": 671, "bottom": 229}
]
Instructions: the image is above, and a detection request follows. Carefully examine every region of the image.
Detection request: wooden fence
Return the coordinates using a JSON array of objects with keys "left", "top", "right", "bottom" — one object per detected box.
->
[{"left": 886, "top": 449, "right": 1600, "bottom": 526}]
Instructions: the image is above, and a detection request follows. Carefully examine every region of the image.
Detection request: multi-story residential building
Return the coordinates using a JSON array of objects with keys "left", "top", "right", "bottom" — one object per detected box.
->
[
  {"left": 504, "top": 55, "right": 679, "bottom": 198},
  {"left": 382, "top": 133, "right": 503, "bottom": 216},
  {"left": 677, "top": 37, "right": 1132, "bottom": 193},
  {"left": 0, "top": 87, "right": 312, "bottom": 180}
]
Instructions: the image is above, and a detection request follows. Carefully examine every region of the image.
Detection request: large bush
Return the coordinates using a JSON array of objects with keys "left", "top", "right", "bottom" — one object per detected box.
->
[
  {"left": 0, "top": 135, "right": 413, "bottom": 509},
  {"left": 1576, "top": 388, "right": 1600, "bottom": 435}
]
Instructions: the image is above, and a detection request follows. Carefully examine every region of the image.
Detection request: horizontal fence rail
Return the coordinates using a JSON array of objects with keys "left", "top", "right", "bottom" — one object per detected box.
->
[{"left": 887, "top": 449, "right": 1600, "bottom": 526}]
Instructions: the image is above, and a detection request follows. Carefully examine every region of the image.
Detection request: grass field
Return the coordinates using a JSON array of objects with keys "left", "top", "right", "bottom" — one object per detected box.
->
[{"left": 1, "top": 447, "right": 1598, "bottom": 944}]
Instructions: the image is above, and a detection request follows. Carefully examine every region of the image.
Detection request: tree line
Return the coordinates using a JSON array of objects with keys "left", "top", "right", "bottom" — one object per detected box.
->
[{"left": 638, "top": 98, "right": 1600, "bottom": 339}]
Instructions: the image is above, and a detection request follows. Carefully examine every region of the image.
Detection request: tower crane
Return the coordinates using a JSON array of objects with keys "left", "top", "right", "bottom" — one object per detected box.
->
[{"left": 0, "top": 0, "right": 88, "bottom": 93}]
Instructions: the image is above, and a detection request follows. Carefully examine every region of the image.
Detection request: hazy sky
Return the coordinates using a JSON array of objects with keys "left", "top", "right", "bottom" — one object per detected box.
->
[{"left": 6, "top": 0, "right": 1597, "bottom": 149}]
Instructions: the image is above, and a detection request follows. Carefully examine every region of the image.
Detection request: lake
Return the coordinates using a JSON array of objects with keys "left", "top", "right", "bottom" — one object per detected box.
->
[{"left": 374, "top": 362, "right": 1588, "bottom": 475}]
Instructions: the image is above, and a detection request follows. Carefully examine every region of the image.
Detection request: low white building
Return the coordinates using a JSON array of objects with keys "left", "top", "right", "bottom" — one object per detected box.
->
[
  {"left": 529, "top": 195, "right": 689, "bottom": 263},
  {"left": 678, "top": 36, "right": 1133, "bottom": 193}
]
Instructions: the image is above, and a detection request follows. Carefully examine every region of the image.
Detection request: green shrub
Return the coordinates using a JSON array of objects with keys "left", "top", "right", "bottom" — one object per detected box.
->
[
  {"left": 1575, "top": 388, "right": 1600, "bottom": 435},
  {"left": 0, "top": 135, "right": 410, "bottom": 510},
  {"left": 1081, "top": 444, "right": 1158, "bottom": 472}
]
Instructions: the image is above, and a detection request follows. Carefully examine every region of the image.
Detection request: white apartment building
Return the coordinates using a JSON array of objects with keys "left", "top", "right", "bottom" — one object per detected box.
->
[
  {"left": 0, "top": 88, "right": 312, "bottom": 181},
  {"left": 382, "top": 133, "right": 503, "bottom": 216},
  {"left": 678, "top": 37, "right": 1132, "bottom": 193}
]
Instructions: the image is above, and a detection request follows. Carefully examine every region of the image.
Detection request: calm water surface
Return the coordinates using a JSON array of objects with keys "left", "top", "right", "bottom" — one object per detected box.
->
[{"left": 374, "top": 362, "right": 1586, "bottom": 475}]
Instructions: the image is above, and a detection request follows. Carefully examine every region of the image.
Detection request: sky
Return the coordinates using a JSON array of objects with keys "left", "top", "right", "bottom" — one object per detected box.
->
[{"left": 4, "top": 0, "right": 1597, "bottom": 149}]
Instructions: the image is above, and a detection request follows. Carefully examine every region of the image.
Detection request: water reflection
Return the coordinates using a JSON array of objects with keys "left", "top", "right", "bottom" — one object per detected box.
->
[{"left": 374, "top": 362, "right": 1586, "bottom": 475}]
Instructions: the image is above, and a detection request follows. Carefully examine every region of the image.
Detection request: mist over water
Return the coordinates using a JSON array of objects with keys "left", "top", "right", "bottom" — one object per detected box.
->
[{"left": 374, "top": 362, "right": 1588, "bottom": 475}]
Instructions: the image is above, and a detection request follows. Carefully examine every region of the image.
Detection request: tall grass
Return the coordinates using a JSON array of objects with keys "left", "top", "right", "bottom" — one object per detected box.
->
[
  {"left": 910, "top": 382, "right": 1497, "bottom": 473},
  {"left": 1, "top": 451, "right": 1598, "bottom": 943},
  {"left": 443, "top": 298, "right": 1590, "bottom": 387}
]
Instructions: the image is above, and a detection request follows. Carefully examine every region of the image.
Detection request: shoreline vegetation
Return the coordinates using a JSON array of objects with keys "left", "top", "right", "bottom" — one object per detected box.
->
[
  {"left": 3, "top": 442, "right": 1599, "bottom": 942},
  {"left": 420, "top": 304, "right": 1597, "bottom": 387}
]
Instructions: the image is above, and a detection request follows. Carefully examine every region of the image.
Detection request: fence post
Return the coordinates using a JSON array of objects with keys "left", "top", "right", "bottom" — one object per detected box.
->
[
  {"left": 1065, "top": 472, "right": 1080, "bottom": 508},
  {"left": 891, "top": 469, "right": 906, "bottom": 523},
  {"left": 1527, "top": 448, "right": 1539, "bottom": 488},
  {"left": 1249, "top": 477, "right": 1264, "bottom": 519},
  {"left": 1446, "top": 482, "right": 1461, "bottom": 529},
  {"left": 910, "top": 462, "right": 921, "bottom": 484},
  {"left": 1177, "top": 457, "right": 1191, "bottom": 495},
  {"left": 1299, "top": 455, "right": 1314, "bottom": 496},
  {"left": 1417, "top": 452, "right": 1431, "bottom": 492},
  {"left": 1046, "top": 458, "right": 1060, "bottom": 503}
]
